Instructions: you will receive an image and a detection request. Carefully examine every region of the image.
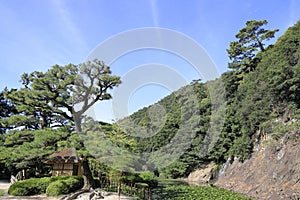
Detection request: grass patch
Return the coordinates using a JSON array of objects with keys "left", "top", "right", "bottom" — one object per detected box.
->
[{"left": 0, "top": 189, "right": 5, "bottom": 196}]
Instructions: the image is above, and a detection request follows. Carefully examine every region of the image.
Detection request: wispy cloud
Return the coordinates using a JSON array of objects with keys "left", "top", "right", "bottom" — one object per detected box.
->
[
  {"left": 50, "top": 0, "right": 89, "bottom": 54},
  {"left": 150, "top": 0, "right": 160, "bottom": 27}
]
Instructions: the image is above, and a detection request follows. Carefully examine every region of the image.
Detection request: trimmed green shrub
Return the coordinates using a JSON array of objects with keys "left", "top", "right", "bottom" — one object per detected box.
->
[
  {"left": 8, "top": 177, "right": 52, "bottom": 196},
  {"left": 46, "top": 176, "right": 83, "bottom": 196},
  {"left": 46, "top": 181, "right": 67, "bottom": 196},
  {"left": 8, "top": 176, "right": 83, "bottom": 196}
]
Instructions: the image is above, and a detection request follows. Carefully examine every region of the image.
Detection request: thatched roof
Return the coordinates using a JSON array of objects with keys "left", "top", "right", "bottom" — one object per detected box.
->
[{"left": 45, "top": 148, "right": 79, "bottom": 164}]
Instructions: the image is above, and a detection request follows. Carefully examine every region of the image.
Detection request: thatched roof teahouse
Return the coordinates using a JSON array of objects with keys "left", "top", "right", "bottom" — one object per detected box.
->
[{"left": 45, "top": 148, "right": 82, "bottom": 176}]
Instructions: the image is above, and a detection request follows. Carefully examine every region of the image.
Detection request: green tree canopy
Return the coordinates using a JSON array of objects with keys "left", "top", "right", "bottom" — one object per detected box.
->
[
  {"left": 5, "top": 59, "right": 121, "bottom": 189},
  {"left": 5, "top": 59, "right": 121, "bottom": 132},
  {"left": 227, "top": 20, "right": 279, "bottom": 74},
  {"left": 0, "top": 128, "right": 71, "bottom": 176},
  {"left": 0, "top": 89, "right": 17, "bottom": 133}
]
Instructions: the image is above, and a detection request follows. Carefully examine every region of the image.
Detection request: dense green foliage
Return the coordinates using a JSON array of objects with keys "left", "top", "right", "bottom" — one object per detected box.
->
[
  {"left": 0, "top": 128, "right": 72, "bottom": 176},
  {"left": 1, "top": 59, "right": 121, "bottom": 189},
  {"left": 216, "top": 19, "right": 300, "bottom": 161},
  {"left": 1, "top": 19, "right": 300, "bottom": 198},
  {"left": 118, "top": 80, "right": 214, "bottom": 177},
  {"left": 0, "top": 189, "right": 5, "bottom": 196},
  {"left": 0, "top": 90, "right": 17, "bottom": 134},
  {"left": 114, "top": 20, "right": 300, "bottom": 177},
  {"left": 119, "top": 171, "right": 158, "bottom": 188},
  {"left": 4, "top": 59, "right": 121, "bottom": 132},
  {"left": 82, "top": 121, "right": 142, "bottom": 172},
  {"left": 153, "top": 185, "right": 252, "bottom": 200},
  {"left": 8, "top": 177, "right": 53, "bottom": 196},
  {"left": 8, "top": 176, "right": 83, "bottom": 196},
  {"left": 227, "top": 20, "right": 279, "bottom": 74},
  {"left": 46, "top": 176, "right": 83, "bottom": 196}
]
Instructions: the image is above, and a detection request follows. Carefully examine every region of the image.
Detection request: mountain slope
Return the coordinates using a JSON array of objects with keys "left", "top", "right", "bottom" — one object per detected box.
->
[
  {"left": 118, "top": 80, "right": 221, "bottom": 176},
  {"left": 116, "top": 20, "right": 300, "bottom": 187},
  {"left": 216, "top": 121, "right": 300, "bottom": 199},
  {"left": 215, "top": 20, "right": 300, "bottom": 199}
]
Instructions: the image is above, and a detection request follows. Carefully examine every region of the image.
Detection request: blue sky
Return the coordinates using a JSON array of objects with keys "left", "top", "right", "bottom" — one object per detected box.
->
[{"left": 0, "top": 0, "right": 300, "bottom": 122}]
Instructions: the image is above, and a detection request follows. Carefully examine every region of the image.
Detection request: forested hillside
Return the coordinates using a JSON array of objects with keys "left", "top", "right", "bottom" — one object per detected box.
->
[
  {"left": 0, "top": 20, "right": 299, "bottom": 198},
  {"left": 117, "top": 19, "right": 300, "bottom": 178},
  {"left": 215, "top": 20, "right": 300, "bottom": 199}
]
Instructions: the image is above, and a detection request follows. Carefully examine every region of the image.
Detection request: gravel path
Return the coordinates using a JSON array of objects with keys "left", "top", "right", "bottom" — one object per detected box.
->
[
  {"left": 0, "top": 194, "right": 58, "bottom": 200},
  {"left": 1, "top": 193, "right": 133, "bottom": 200},
  {"left": 0, "top": 179, "right": 10, "bottom": 190},
  {"left": 75, "top": 192, "right": 133, "bottom": 199}
]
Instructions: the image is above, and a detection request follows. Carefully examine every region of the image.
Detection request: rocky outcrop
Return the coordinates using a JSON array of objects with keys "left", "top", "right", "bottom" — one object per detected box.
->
[
  {"left": 186, "top": 162, "right": 215, "bottom": 185},
  {"left": 215, "top": 130, "right": 300, "bottom": 200}
]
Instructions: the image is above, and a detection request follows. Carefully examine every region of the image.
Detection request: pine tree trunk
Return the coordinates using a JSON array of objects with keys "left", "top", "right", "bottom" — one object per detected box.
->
[
  {"left": 73, "top": 113, "right": 82, "bottom": 133},
  {"left": 74, "top": 112, "right": 95, "bottom": 189},
  {"left": 81, "top": 156, "right": 96, "bottom": 189}
]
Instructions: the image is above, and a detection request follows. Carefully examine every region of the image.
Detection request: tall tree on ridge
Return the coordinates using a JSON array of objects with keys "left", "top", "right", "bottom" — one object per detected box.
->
[{"left": 227, "top": 19, "right": 279, "bottom": 74}]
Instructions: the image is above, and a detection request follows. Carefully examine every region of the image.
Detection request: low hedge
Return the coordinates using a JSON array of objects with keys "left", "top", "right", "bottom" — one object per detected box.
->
[
  {"left": 8, "top": 177, "right": 53, "bottom": 196},
  {"left": 8, "top": 176, "right": 83, "bottom": 196},
  {"left": 46, "top": 176, "right": 83, "bottom": 196}
]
